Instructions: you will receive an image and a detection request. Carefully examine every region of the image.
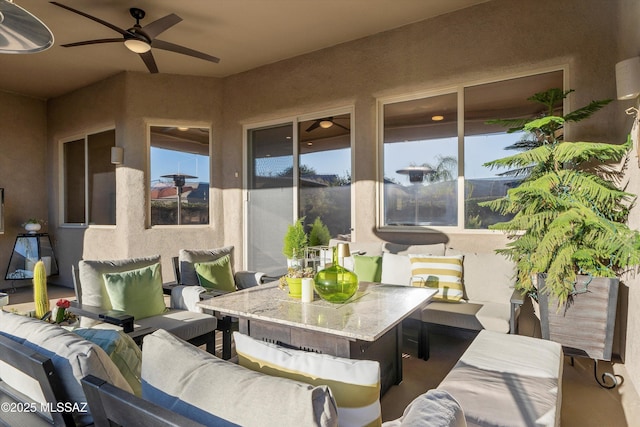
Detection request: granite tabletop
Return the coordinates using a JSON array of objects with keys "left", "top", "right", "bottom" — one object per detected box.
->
[{"left": 197, "top": 281, "right": 436, "bottom": 341}]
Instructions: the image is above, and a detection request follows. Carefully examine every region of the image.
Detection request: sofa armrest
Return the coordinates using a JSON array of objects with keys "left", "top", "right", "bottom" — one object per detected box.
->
[
  {"left": 69, "top": 301, "right": 134, "bottom": 333},
  {"left": 82, "top": 375, "right": 205, "bottom": 427},
  {"left": 509, "top": 288, "right": 526, "bottom": 334},
  {"left": 235, "top": 271, "right": 267, "bottom": 289}
]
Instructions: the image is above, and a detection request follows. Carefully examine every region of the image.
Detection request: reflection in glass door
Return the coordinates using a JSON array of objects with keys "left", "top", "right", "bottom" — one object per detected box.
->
[
  {"left": 246, "top": 124, "right": 294, "bottom": 276},
  {"left": 298, "top": 113, "right": 352, "bottom": 237}
]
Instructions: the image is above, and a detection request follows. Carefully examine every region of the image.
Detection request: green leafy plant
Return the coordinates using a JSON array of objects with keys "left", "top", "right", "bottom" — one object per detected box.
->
[
  {"left": 282, "top": 217, "right": 308, "bottom": 259},
  {"left": 480, "top": 88, "right": 640, "bottom": 305},
  {"left": 308, "top": 217, "right": 331, "bottom": 246}
]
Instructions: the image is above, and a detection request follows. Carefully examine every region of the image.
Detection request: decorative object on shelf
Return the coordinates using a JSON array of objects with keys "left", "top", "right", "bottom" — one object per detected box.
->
[
  {"left": 33, "top": 260, "right": 49, "bottom": 319},
  {"left": 279, "top": 267, "right": 315, "bottom": 298},
  {"left": 23, "top": 218, "right": 44, "bottom": 234},
  {"left": 313, "top": 243, "right": 358, "bottom": 303},
  {"left": 5, "top": 233, "right": 59, "bottom": 280}
]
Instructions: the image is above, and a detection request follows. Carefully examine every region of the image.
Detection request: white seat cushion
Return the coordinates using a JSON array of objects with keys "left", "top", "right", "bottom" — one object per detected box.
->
[
  {"left": 142, "top": 329, "right": 338, "bottom": 427},
  {"left": 438, "top": 330, "right": 562, "bottom": 427},
  {"left": 0, "top": 310, "right": 133, "bottom": 426}
]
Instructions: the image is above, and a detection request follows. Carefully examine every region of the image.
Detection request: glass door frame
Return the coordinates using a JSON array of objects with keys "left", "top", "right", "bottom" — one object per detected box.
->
[{"left": 242, "top": 107, "right": 355, "bottom": 271}]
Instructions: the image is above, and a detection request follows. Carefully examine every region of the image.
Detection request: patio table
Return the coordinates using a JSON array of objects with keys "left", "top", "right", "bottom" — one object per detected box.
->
[{"left": 197, "top": 281, "right": 436, "bottom": 395}]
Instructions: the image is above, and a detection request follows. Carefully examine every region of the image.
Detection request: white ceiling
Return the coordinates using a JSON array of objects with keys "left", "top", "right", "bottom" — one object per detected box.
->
[{"left": 0, "top": 0, "right": 490, "bottom": 100}]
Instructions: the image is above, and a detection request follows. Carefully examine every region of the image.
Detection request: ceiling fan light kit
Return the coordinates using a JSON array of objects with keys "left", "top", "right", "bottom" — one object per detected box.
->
[
  {"left": 124, "top": 38, "right": 150, "bottom": 53},
  {"left": 49, "top": 2, "right": 220, "bottom": 73}
]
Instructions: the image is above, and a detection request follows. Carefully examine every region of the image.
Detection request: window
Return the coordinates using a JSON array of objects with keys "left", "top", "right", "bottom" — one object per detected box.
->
[
  {"left": 63, "top": 129, "right": 116, "bottom": 225},
  {"left": 380, "top": 70, "right": 564, "bottom": 230},
  {"left": 150, "top": 126, "right": 210, "bottom": 226}
]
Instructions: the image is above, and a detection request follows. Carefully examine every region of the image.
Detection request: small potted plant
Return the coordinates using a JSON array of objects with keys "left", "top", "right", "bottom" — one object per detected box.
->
[
  {"left": 279, "top": 267, "right": 315, "bottom": 298},
  {"left": 23, "top": 218, "right": 45, "bottom": 234},
  {"left": 282, "top": 217, "right": 308, "bottom": 268}
]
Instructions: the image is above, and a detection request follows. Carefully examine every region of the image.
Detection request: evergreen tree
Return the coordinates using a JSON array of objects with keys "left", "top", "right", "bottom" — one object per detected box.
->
[{"left": 480, "top": 89, "right": 640, "bottom": 304}]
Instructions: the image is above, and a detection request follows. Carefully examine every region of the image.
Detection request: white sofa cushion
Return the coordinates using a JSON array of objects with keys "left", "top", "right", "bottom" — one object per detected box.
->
[
  {"left": 382, "top": 389, "right": 467, "bottom": 427},
  {"left": 438, "top": 330, "right": 563, "bottom": 427},
  {"left": 446, "top": 248, "right": 515, "bottom": 303},
  {"left": 142, "top": 329, "right": 338, "bottom": 427},
  {"left": 0, "top": 310, "right": 133, "bottom": 426},
  {"left": 234, "top": 331, "right": 381, "bottom": 427}
]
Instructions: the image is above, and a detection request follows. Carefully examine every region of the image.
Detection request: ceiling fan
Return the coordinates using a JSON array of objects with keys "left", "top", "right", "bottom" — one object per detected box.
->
[
  {"left": 49, "top": 2, "right": 220, "bottom": 73},
  {"left": 305, "top": 117, "right": 350, "bottom": 133}
]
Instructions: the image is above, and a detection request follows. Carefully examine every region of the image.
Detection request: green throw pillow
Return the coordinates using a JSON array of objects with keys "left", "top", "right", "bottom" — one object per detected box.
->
[
  {"left": 353, "top": 255, "right": 383, "bottom": 283},
  {"left": 194, "top": 255, "right": 236, "bottom": 292},
  {"left": 103, "top": 263, "right": 166, "bottom": 320}
]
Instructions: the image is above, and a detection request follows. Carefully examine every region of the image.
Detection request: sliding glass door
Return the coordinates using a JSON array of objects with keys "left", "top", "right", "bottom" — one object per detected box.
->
[{"left": 246, "top": 113, "right": 352, "bottom": 274}]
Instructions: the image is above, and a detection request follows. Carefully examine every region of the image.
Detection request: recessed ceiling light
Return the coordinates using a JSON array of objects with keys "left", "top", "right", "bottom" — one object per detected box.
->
[
  {"left": 431, "top": 115, "right": 444, "bottom": 121},
  {"left": 177, "top": 126, "right": 189, "bottom": 131},
  {"left": 307, "top": 142, "right": 313, "bottom": 146}
]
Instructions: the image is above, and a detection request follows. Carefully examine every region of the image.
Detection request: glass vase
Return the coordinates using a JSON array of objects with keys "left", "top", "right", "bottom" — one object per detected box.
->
[{"left": 313, "top": 245, "right": 358, "bottom": 303}]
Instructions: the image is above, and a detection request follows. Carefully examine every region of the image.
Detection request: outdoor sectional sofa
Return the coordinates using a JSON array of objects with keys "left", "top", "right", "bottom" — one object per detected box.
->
[
  {"left": 330, "top": 239, "right": 522, "bottom": 359},
  {"left": 0, "top": 309, "right": 563, "bottom": 427}
]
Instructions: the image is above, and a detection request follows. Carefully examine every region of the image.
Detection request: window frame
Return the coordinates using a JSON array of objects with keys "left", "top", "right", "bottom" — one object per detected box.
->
[
  {"left": 242, "top": 106, "right": 355, "bottom": 270},
  {"left": 59, "top": 127, "right": 116, "bottom": 228},
  {"left": 147, "top": 122, "right": 213, "bottom": 228},
  {"left": 377, "top": 67, "right": 568, "bottom": 233}
]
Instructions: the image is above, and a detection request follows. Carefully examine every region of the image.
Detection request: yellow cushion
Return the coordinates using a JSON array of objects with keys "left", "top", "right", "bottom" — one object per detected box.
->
[
  {"left": 409, "top": 254, "right": 464, "bottom": 302},
  {"left": 234, "top": 332, "right": 381, "bottom": 427}
]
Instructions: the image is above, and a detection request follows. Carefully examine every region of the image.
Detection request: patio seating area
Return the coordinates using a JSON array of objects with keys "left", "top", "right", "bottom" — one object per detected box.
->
[{"left": 2, "top": 284, "right": 639, "bottom": 426}]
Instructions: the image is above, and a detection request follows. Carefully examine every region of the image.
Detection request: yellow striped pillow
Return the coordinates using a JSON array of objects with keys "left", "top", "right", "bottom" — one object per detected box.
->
[
  {"left": 409, "top": 254, "right": 464, "bottom": 302},
  {"left": 233, "top": 332, "right": 381, "bottom": 427}
]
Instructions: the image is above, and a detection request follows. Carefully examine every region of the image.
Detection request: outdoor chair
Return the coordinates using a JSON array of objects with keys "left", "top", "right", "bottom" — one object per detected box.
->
[
  {"left": 168, "top": 246, "right": 268, "bottom": 359},
  {"left": 70, "top": 255, "right": 217, "bottom": 352}
]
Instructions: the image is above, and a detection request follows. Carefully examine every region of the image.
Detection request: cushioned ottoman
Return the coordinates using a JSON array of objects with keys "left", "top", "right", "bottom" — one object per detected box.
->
[{"left": 438, "top": 330, "right": 563, "bottom": 427}]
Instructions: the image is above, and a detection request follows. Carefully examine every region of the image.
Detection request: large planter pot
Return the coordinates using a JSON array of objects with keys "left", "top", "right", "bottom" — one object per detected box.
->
[{"left": 537, "top": 273, "right": 619, "bottom": 362}]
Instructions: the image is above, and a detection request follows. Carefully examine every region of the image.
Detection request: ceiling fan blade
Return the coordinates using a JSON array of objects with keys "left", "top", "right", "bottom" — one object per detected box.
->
[
  {"left": 60, "top": 38, "right": 122, "bottom": 48},
  {"left": 334, "top": 122, "right": 350, "bottom": 131},
  {"left": 139, "top": 50, "right": 159, "bottom": 73},
  {"left": 305, "top": 121, "right": 320, "bottom": 132},
  {"left": 49, "top": 2, "right": 129, "bottom": 37},
  {"left": 152, "top": 39, "right": 220, "bottom": 63},
  {"left": 141, "top": 13, "right": 182, "bottom": 40}
]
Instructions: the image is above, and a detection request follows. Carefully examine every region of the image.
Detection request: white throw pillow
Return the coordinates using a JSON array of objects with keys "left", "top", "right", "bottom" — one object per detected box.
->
[
  {"left": 234, "top": 332, "right": 381, "bottom": 427},
  {"left": 380, "top": 252, "right": 412, "bottom": 286}
]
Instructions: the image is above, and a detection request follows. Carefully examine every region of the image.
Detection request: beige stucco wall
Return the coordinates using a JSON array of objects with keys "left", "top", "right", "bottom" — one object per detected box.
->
[
  {"left": 0, "top": 91, "right": 48, "bottom": 288},
  {"left": 46, "top": 72, "right": 223, "bottom": 284},
  {"left": 616, "top": 0, "right": 640, "bottom": 404}
]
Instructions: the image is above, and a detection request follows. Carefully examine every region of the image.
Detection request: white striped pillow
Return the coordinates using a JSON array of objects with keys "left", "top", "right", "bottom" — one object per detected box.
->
[
  {"left": 409, "top": 254, "right": 464, "bottom": 302},
  {"left": 234, "top": 332, "right": 381, "bottom": 427}
]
